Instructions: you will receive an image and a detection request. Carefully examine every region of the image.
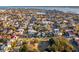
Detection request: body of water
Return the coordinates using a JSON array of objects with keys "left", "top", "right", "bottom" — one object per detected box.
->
[{"left": 0, "top": 6, "right": 79, "bottom": 14}]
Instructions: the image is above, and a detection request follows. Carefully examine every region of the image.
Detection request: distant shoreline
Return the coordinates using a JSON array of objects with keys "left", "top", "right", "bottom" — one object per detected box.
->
[{"left": 0, "top": 6, "right": 79, "bottom": 14}]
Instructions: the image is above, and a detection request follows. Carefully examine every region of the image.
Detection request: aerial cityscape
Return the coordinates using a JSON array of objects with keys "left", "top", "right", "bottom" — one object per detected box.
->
[{"left": 0, "top": 6, "right": 79, "bottom": 52}]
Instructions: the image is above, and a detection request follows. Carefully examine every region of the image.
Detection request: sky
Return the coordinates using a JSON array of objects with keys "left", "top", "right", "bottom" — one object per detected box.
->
[{"left": 0, "top": 6, "right": 79, "bottom": 14}]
